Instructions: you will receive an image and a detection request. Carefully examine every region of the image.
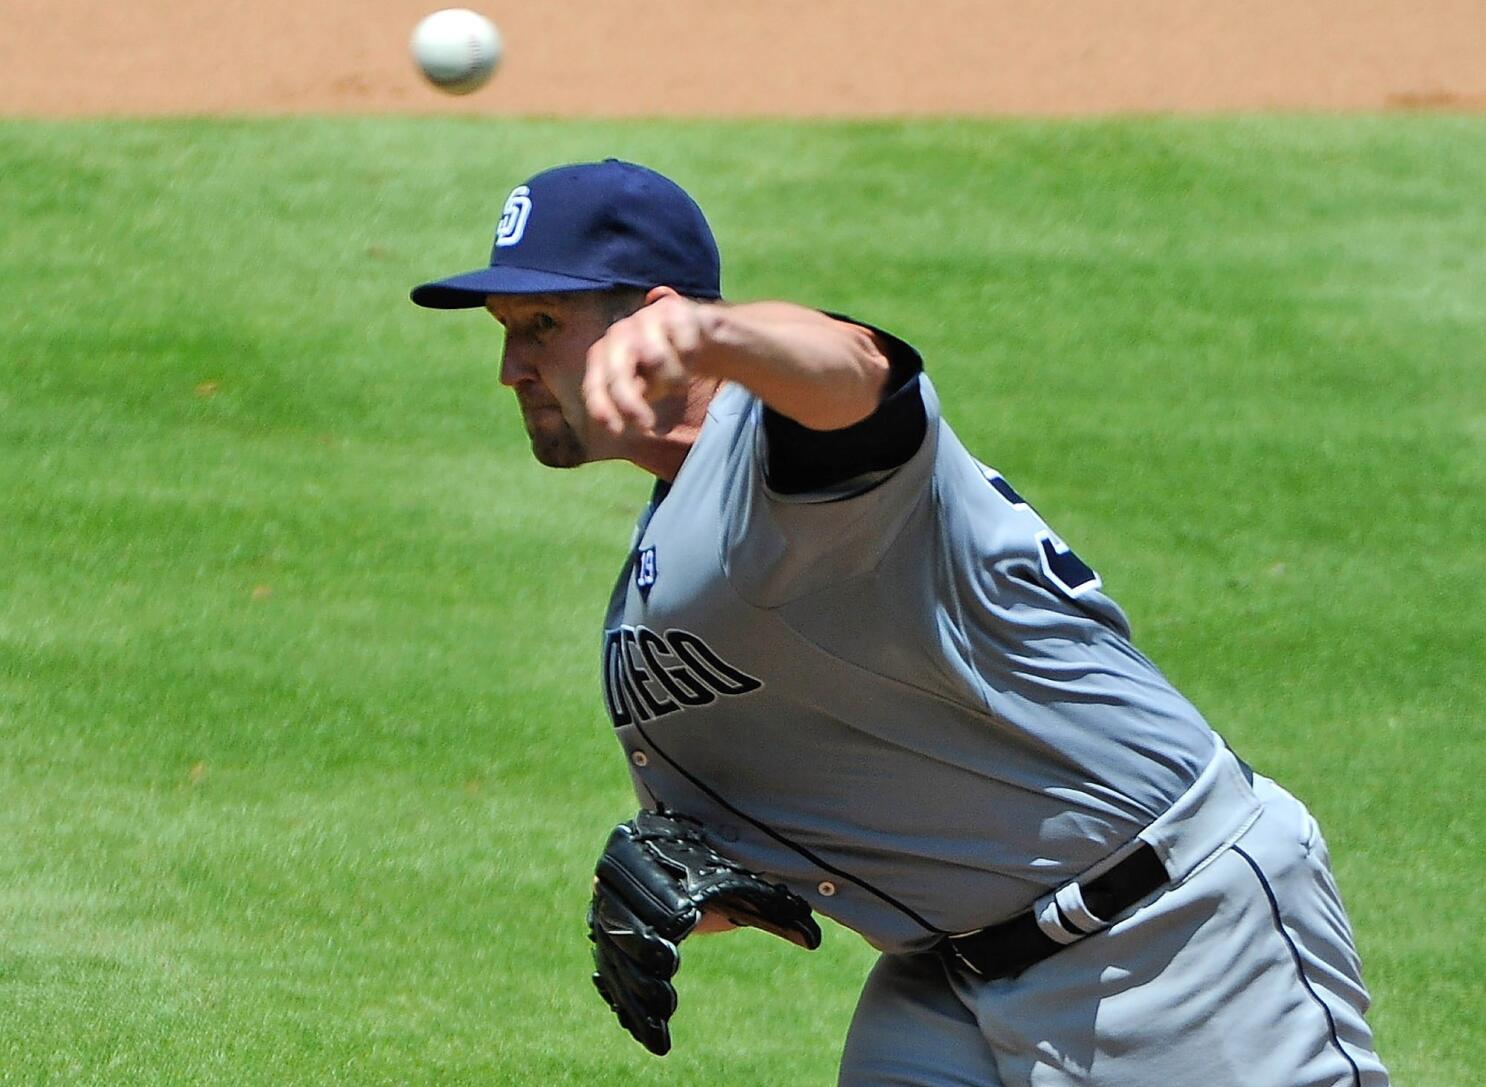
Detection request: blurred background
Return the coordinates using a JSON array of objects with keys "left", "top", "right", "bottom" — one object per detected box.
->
[
  {"left": 2, "top": 0, "right": 1485, "bottom": 116},
  {"left": 1, "top": 3, "right": 1483, "bottom": 1085}
]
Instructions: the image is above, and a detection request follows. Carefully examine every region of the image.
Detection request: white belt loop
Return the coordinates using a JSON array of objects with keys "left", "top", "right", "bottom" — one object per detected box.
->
[
  {"left": 1053, "top": 881, "right": 1109, "bottom": 933},
  {"left": 1033, "top": 894, "right": 1085, "bottom": 945}
]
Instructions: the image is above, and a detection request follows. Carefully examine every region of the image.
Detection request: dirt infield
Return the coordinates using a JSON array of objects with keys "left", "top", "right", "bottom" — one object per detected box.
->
[{"left": 2, "top": 0, "right": 1484, "bottom": 117}]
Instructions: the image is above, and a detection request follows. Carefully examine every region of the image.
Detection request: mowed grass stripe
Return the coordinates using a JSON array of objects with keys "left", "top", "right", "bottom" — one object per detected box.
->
[{"left": 2, "top": 117, "right": 1482, "bottom": 1085}]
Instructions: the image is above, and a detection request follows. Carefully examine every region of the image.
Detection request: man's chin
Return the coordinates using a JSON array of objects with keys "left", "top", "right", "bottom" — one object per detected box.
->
[
  {"left": 520, "top": 411, "right": 588, "bottom": 468},
  {"left": 529, "top": 433, "right": 588, "bottom": 469}
]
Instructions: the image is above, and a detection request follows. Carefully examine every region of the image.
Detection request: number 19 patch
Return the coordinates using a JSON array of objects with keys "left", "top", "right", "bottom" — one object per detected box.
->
[{"left": 635, "top": 546, "right": 658, "bottom": 601}]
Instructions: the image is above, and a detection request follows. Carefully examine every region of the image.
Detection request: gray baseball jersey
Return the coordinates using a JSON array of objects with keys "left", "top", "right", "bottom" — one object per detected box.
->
[{"left": 601, "top": 370, "right": 1218, "bottom": 954}]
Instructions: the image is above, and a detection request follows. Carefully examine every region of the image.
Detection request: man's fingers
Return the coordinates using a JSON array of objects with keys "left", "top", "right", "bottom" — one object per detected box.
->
[
  {"left": 599, "top": 337, "right": 654, "bottom": 430},
  {"left": 584, "top": 300, "right": 708, "bottom": 439},
  {"left": 638, "top": 318, "right": 687, "bottom": 403},
  {"left": 585, "top": 325, "right": 650, "bottom": 435},
  {"left": 582, "top": 346, "right": 622, "bottom": 434},
  {"left": 662, "top": 305, "right": 703, "bottom": 361}
]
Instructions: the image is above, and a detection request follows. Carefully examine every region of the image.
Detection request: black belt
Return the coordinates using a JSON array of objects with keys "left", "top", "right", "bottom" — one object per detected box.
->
[
  {"left": 941, "top": 753, "right": 1254, "bottom": 980},
  {"left": 940, "top": 842, "right": 1170, "bottom": 980}
]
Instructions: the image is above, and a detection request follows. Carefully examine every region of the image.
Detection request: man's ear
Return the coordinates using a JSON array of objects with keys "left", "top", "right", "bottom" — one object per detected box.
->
[{"left": 644, "top": 285, "right": 680, "bottom": 306}]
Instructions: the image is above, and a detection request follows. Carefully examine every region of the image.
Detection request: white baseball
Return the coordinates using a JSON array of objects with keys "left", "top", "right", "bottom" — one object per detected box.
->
[{"left": 410, "top": 9, "right": 503, "bottom": 96}]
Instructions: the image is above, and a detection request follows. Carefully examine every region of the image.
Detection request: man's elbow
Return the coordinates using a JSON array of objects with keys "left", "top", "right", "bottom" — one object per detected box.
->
[{"left": 798, "top": 325, "right": 891, "bottom": 430}]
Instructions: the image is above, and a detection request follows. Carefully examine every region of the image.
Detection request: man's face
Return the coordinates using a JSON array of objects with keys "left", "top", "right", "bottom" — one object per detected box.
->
[{"left": 487, "top": 292, "right": 628, "bottom": 468}]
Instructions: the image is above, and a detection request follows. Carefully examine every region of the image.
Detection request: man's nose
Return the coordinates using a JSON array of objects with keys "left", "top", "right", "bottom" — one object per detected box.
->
[{"left": 498, "top": 342, "right": 530, "bottom": 388}]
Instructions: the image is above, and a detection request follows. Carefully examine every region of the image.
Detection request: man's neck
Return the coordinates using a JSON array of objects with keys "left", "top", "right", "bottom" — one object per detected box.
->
[{"left": 623, "top": 379, "right": 721, "bottom": 482}]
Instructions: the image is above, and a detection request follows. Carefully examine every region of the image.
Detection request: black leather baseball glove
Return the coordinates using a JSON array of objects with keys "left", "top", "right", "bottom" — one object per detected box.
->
[{"left": 586, "top": 807, "right": 823, "bottom": 1055}]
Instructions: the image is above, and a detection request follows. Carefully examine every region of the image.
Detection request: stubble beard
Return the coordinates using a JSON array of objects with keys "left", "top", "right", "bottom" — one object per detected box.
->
[{"left": 522, "top": 406, "right": 587, "bottom": 468}]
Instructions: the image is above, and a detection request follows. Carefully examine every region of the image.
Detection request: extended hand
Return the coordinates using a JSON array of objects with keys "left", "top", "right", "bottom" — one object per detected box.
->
[{"left": 582, "top": 294, "right": 717, "bottom": 438}]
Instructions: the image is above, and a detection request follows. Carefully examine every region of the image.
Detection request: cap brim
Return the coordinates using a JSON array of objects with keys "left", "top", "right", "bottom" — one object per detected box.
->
[{"left": 410, "top": 264, "right": 619, "bottom": 309}]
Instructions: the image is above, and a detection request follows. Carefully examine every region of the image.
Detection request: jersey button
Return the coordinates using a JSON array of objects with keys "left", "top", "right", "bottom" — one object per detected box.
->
[
  {"left": 817, "top": 881, "right": 837, "bottom": 897},
  {"left": 630, "top": 750, "right": 649, "bottom": 768}
]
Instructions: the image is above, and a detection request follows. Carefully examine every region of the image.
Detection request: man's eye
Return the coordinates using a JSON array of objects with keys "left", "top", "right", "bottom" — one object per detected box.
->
[{"left": 532, "top": 314, "right": 557, "bottom": 334}]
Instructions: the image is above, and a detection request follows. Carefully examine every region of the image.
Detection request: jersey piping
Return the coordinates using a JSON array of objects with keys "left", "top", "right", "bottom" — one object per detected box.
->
[
  {"left": 626, "top": 711, "right": 948, "bottom": 936},
  {"left": 1234, "top": 846, "right": 1365, "bottom": 1087}
]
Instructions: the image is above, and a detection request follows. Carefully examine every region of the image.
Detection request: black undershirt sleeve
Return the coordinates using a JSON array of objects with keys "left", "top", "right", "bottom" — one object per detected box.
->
[{"left": 762, "top": 314, "right": 927, "bottom": 496}]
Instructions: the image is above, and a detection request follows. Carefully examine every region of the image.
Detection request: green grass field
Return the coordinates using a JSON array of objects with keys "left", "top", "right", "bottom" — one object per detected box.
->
[{"left": 2, "top": 115, "right": 1483, "bottom": 1084}]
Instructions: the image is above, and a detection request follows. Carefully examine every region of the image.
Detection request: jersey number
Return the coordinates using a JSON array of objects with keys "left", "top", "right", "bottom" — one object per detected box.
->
[{"left": 981, "top": 466, "right": 1101, "bottom": 599}]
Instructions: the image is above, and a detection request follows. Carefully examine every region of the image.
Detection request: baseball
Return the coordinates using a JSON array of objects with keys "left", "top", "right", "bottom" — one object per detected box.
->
[{"left": 410, "top": 9, "right": 503, "bottom": 96}]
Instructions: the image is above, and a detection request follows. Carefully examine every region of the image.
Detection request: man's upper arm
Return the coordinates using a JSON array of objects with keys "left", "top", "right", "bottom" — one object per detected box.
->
[{"left": 761, "top": 317, "right": 927, "bottom": 496}]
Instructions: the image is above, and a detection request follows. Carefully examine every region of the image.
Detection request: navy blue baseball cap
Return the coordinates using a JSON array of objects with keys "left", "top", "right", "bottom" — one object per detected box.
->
[{"left": 410, "top": 159, "right": 721, "bottom": 308}]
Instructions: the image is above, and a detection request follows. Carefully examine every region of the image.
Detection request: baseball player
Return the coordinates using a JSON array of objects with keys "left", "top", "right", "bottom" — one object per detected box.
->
[{"left": 412, "top": 159, "right": 1390, "bottom": 1086}]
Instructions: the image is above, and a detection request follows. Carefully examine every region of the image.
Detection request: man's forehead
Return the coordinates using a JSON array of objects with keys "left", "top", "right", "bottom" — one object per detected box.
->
[{"left": 485, "top": 292, "right": 601, "bottom": 317}]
